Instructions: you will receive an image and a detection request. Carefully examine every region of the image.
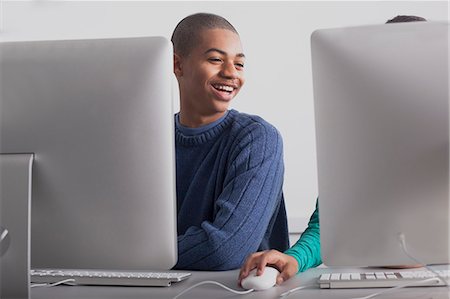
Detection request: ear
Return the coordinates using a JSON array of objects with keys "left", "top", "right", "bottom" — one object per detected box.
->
[{"left": 173, "top": 53, "right": 183, "bottom": 77}]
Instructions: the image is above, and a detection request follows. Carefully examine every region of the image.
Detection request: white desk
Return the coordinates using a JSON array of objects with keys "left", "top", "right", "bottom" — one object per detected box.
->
[{"left": 32, "top": 265, "right": 450, "bottom": 299}]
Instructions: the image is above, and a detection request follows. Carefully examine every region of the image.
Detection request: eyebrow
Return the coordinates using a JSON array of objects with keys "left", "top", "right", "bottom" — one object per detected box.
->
[{"left": 204, "top": 48, "right": 246, "bottom": 58}]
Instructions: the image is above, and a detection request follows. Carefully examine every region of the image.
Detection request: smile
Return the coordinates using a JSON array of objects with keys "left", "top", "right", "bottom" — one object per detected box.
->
[{"left": 212, "top": 84, "right": 236, "bottom": 93}]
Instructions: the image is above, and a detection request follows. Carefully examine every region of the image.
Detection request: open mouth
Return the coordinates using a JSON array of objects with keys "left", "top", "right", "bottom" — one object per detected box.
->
[{"left": 212, "top": 84, "right": 236, "bottom": 94}]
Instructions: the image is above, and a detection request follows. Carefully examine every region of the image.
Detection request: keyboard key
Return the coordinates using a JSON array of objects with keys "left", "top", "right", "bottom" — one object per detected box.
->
[
  {"left": 318, "top": 269, "right": 449, "bottom": 289},
  {"left": 31, "top": 269, "right": 191, "bottom": 287},
  {"left": 350, "top": 273, "right": 361, "bottom": 280},
  {"left": 341, "top": 273, "right": 351, "bottom": 280},
  {"left": 331, "top": 273, "right": 341, "bottom": 280},
  {"left": 319, "top": 274, "right": 331, "bottom": 281}
]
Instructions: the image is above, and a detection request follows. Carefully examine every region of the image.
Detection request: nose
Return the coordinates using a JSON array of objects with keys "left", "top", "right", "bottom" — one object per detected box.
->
[{"left": 220, "top": 61, "right": 239, "bottom": 79}]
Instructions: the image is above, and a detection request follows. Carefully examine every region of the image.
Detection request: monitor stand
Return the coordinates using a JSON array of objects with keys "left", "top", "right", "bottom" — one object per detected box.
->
[{"left": 0, "top": 154, "right": 33, "bottom": 299}]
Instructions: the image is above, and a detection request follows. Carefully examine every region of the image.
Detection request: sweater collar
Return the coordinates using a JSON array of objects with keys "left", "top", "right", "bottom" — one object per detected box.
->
[{"left": 175, "top": 109, "right": 237, "bottom": 146}]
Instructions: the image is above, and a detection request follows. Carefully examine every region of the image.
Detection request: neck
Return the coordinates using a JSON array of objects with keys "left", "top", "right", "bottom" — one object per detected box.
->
[{"left": 179, "top": 110, "right": 227, "bottom": 128}]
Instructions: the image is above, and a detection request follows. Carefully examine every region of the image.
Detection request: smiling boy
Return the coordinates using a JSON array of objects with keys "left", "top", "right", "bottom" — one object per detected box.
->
[{"left": 171, "top": 13, "right": 289, "bottom": 270}]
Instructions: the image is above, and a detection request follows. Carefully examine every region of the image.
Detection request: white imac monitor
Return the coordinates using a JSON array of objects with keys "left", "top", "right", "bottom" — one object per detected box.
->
[
  {"left": 0, "top": 36, "right": 177, "bottom": 270},
  {"left": 312, "top": 22, "right": 449, "bottom": 267}
]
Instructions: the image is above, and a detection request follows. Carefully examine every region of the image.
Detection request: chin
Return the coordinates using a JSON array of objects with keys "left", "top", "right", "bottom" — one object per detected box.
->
[{"left": 213, "top": 101, "right": 232, "bottom": 113}]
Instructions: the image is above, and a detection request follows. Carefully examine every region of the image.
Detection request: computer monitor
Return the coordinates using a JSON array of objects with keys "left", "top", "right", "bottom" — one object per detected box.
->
[
  {"left": 312, "top": 22, "right": 449, "bottom": 267},
  {"left": 0, "top": 36, "right": 177, "bottom": 270}
]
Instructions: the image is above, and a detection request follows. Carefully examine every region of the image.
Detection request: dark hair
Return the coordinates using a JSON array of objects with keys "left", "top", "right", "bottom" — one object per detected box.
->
[
  {"left": 386, "top": 15, "right": 427, "bottom": 24},
  {"left": 171, "top": 13, "right": 239, "bottom": 57}
]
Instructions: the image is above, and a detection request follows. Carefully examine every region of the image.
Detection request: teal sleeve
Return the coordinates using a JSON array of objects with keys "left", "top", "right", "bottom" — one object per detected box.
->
[{"left": 284, "top": 199, "right": 322, "bottom": 272}]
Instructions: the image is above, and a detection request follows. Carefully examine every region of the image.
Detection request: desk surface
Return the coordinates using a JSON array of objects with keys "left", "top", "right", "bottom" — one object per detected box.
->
[{"left": 32, "top": 265, "right": 450, "bottom": 299}]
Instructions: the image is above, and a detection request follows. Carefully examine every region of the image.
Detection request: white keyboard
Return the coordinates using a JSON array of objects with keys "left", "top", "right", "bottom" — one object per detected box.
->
[
  {"left": 31, "top": 269, "right": 191, "bottom": 287},
  {"left": 318, "top": 270, "right": 450, "bottom": 289}
]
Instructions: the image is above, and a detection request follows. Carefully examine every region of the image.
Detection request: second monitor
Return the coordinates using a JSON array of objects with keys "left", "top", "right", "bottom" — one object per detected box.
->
[{"left": 312, "top": 22, "right": 449, "bottom": 267}]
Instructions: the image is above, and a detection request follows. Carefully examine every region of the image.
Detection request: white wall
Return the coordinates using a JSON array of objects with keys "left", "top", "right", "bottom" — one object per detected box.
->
[{"left": 2, "top": 1, "right": 448, "bottom": 233}]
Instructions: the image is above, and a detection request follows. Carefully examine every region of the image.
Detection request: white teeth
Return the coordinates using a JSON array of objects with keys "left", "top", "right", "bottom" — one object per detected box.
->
[{"left": 214, "top": 84, "right": 234, "bottom": 92}]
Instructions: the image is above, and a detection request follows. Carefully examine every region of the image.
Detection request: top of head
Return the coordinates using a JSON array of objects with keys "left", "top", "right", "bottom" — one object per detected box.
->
[
  {"left": 241, "top": 267, "right": 280, "bottom": 291},
  {"left": 171, "top": 12, "right": 239, "bottom": 58}
]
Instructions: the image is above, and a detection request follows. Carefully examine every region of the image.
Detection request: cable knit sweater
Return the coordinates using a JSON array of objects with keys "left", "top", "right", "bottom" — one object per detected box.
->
[{"left": 174, "top": 109, "right": 289, "bottom": 270}]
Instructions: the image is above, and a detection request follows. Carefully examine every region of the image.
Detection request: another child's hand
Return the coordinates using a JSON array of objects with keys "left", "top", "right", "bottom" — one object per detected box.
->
[{"left": 238, "top": 250, "right": 299, "bottom": 286}]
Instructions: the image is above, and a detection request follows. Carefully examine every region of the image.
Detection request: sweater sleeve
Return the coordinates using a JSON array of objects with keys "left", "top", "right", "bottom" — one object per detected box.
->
[
  {"left": 284, "top": 200, "right": 322, "bottom": 272},
  {"left": 175, "top": 122, "right": 285, "bottom": 270}
]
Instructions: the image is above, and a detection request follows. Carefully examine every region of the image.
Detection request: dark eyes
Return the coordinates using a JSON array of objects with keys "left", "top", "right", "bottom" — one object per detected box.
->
[
  {"left": 208, "top": 57, "right": 244, "bottom": 69},
  {"left": 208, "top": 57, "right": 222, "bottom": 63}
]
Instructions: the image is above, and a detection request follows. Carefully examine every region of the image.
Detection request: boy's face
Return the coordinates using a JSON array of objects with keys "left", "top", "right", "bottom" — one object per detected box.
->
[{"left": 175, "top": 28, "right": 245, "bottom": 118}]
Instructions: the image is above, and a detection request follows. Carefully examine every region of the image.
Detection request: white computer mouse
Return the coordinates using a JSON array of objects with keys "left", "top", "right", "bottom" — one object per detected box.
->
[{"left": 241, "top": 266, "right": 280, "bottom": 291}]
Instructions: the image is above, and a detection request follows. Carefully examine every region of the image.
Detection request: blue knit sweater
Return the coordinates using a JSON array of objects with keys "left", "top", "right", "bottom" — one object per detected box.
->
[{"left": 174, "top": 109, "right": 289, "bottom": 270}]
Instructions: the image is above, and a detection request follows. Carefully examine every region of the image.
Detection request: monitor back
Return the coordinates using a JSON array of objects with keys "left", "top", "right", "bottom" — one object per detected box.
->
[
  {"left": 312, "top": 22, "right": 449, "bottom": 266},
  {"left": 0, "top": 37, "right": 177, "bottom": 270}
]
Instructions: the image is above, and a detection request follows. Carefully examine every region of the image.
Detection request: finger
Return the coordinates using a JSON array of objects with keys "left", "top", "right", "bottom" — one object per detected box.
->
[
  {"left": 239, "top": 252, "right": 265, "bottom": 280},
  {"left": 272, "top": 258, "right": 288, "bottom": 273},
  {"left": 276, "top": 265, "right": 298, "bottom": 285},
  {"left": 242, "top": 253, "right": 263, "bottom": 275},
  {"left": 239, "top": 257, "right": 263, "bottom": 286},
  {"left": 276, "top": 274, "right": 285, "bottom": 285},
  {"left": 256, "top": 251, "right": 280, "bottom": 275},
  {"left": 258, "top": 250, "right": 283, "bottom": 271}
]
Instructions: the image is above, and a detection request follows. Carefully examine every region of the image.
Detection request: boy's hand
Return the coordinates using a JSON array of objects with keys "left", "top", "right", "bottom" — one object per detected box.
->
[{"left": 238, "top": 250, "right": 299, "bottom": 286}]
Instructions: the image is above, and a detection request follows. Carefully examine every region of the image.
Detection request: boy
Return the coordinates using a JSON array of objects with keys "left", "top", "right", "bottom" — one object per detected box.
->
[{"left": 171, "top": 13, "right": 289, "bottom": 270}]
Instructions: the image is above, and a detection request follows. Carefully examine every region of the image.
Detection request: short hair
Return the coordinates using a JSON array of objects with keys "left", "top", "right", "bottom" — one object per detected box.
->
[
  {"left": 386, "top": 15, "right": 427, "bottom": 24},
  {"left": 171, "top": 13, "right": 239, "bottom": 57}
]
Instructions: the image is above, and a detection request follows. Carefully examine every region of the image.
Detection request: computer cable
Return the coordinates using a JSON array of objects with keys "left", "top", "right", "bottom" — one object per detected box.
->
[
  {"left": 350, "top": 277, "right": 441, "bottom": 299},
  {"left": 173, "top": 279, "right": 318, "bottom": 299},
  {"left": 0, "top": 228, "right": 8, "bottom": 242},
  {"left": 397, "top": 232, "right": 449, "bottom": 288},
  {"left": 173, "top": 280, "right": 254, "bottom": 299},
  {"left": 350, "top": 232, "right": 448, "bottom": 299},
  {"left": 278, "top": 284, "right": 317, "bottom": 298},
  {"left": 30, "top": 279, "right": 75, "bottom": 288}
]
